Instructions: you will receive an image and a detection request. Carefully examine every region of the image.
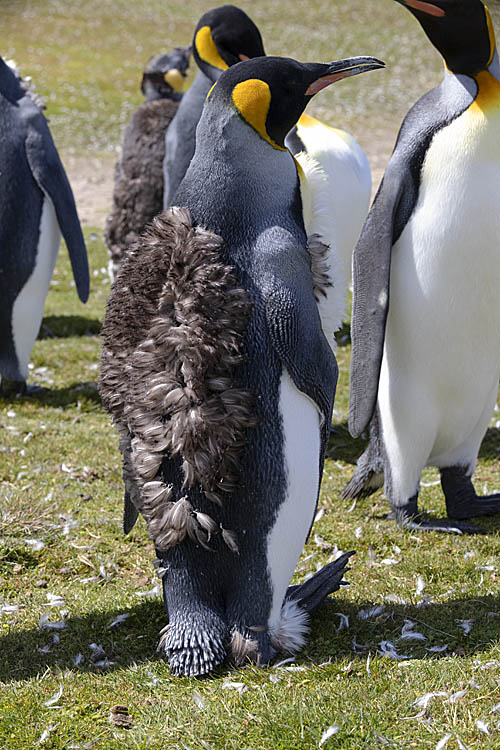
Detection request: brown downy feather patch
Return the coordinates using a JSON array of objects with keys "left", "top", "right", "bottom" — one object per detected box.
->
[
  {"left": 308, "top": 233, "right": 332, "bottom": 302},
  {"left": 100, "top": 206, "right": 256, "bottom": 552},
  {"left": 229, "top": 631, "right": 260, "bottom": 666}
]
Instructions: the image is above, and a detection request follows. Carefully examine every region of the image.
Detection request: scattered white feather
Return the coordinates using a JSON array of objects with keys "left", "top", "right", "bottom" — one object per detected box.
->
[
  {"left": 136, "top": 584, "right": 161, "bottom": 598},
  {"left": 273, "top": 657, "right": 296, "bottom": 668},
  {"left": 385, "top": 594, "right": 407, "bottom": 605},
  {"left": 0, "top": 602, "right": 19, "bottom": 615},
  {"left": 39, "top": 613, "right": 66, "bottom": 630},
  {"left": 378, "top": 640, "right": 409, "bottom": 660},
  {"left": 399, "top": 620, "right": 427, "bottom": 641},
  {"left": 435, "top": 734, "right": 452, "bottom": 750},
  {"left": 476, "top": 720, "right": 489, "bottom": 734},
  {"left": 109, "top": 613, "right": 130, "bottom": 628},
  {"left": 222, "top": 680, "right": 248, "bottom": 696},
  {"left": 319, "top": 725, "right": 339, "bottom": 747},
  {"left": 456, "top": 619, "right": 474, "bottom": 635},
  {"left": 413, "top": 692, "right": 449, "bottom": 709},
  {"left": 421, "top": 480, "right": 440, "bottom": 487},
  {"left": 193, "top": 691, "right": 205, "bottom": 710},
  {"left": 380, "top": 558, "right": 400, "bottom": 566},
  {"left": 73, "top": 653, "right": 84, "bottom": 666},
  {"left": 43, "top": 593, "right": 65, "bottom": 608},
  {"left": 44, "top": 683, "right": 63, "bottom": 707},
  {"left": 25, "top": 538, "right": 45, "bottom": 551},
  {"left": 358, "top": 605, "right": 385, "bottom": 620},
  {"left": 366, "top": 652, "right": 371, "bottom": 677},
  {"left": 39, "top": 725, "right": 56, "bottom": 744},
  {"left": 334, "top": 612, "right": 349, "bottom": 632},
  {"left": 314, "top": 508, "right": 324, "bottom": 523},
  {"left": 416, "top": 576, "right": 425, "bottom": 595},
  {"left": 427, "top": 644, "right": 448, "bottom": 653},
  {"left": 448, "top": 689, "right": 468, "bottom": 703},
  {"left": 490, "top": 703, "right": 500, "bottom": 713},
  {"left": 352, "top": 636, "right": 369, "bottom": 653},
  {"left": 354, "top": 526, "right": 363, "bottom": 539},
  {"left": 456, "top": 737, "right": 470, "bottom": 750}
]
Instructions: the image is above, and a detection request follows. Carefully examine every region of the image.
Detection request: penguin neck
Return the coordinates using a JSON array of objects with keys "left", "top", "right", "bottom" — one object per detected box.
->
[
  {"left": 0, "top": 58, "right": 23, "bottom": 103},
  {"left": 178, "top": 107, "right": 303, "bottom": 241}
]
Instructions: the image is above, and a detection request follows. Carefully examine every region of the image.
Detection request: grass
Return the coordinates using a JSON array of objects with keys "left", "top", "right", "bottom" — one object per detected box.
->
[{"left": 2, "top": 0, "right": 500, "bottom": 748}]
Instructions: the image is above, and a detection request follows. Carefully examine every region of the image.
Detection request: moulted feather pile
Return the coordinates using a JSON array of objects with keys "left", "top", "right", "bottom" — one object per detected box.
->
[{"left": 100, "top": 206, "right": 257, "bottom": 551}]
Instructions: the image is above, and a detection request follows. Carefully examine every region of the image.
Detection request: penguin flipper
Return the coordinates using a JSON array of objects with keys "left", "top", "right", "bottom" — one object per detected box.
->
[
  {"left": 21, "top": 99, "right": 90, "bottom": 302},
  {"left": 266, "top": 283, "right": 338, "bottom": 447},
  {"left": 123, "top": 488, "right": 140, "bottom": 534},
  {"left": 348, "top": 167, "right": 406, "bottom": 439}
]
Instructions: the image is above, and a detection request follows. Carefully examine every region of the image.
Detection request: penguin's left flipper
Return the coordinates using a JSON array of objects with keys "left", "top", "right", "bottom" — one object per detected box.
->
[
  {"left": 286, "top": 551, "right": 355, "bottom": 614},
  {"left": 21, "top": 98, "right": 90, "bottom": 302},
  {"left": 266, "top": 282, "right": 338, "bottom": 447}
]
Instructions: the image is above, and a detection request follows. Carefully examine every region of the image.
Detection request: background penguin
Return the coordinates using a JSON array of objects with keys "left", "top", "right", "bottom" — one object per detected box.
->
[
  {"left": 162, "top": 4, "right": 265, "bottom": 209},
  {"left": 100, "top": 52, "right": 383, "bottom": 676},
  {"left": 345, "top": 0, "right": 500, "bottom": 533},
  {"left": 105, "top": 47, "right": 191, "bottom": 281},
  {"left": 286, "top": 112, "right": 372, "bottom": 342},
  {"left": 0, "top": 55, "right": 89, "bottom": 395}
]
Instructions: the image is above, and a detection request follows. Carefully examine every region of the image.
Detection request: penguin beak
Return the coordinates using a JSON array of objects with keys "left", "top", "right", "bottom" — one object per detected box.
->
[
  {"left": 306, "top": 56, "right": 385, "bottom": 96},
  {"left": 395, "top": 0, "right": 445, "bottom": 17}
]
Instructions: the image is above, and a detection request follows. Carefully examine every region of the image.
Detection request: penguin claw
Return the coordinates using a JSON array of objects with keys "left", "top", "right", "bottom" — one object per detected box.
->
[
  {"left": 390, "top": 510, "right": 485, "bottom": 535},
  {"left": 285, "top": 551, "right": 355, "bottom": 614}
]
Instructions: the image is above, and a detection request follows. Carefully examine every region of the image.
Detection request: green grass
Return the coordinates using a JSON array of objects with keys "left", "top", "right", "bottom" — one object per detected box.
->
[{"left": 2, "top": 1, "right": 500, "bottom": 748}]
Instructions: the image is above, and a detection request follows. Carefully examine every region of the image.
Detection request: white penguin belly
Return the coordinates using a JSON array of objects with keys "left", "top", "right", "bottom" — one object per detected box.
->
[
  {"left": 11, "top": 196, "right": 61, "bottom": 378},
  {"left": 266, "top": 367, "right": 321, "bottom": 630},
  {"left": 379, "top": 98, "right": 500, "bottom": 477}
]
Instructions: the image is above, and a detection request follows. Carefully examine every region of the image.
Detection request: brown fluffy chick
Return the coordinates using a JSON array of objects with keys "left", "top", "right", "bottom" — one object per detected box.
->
[{"left": 104, "top": 47, "right": 191, "bottom": 280}]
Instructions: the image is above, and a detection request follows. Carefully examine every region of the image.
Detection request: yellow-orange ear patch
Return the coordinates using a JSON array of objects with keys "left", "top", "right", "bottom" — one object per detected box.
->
[
  {"left": 485, "top": 6, "right": 497, "bottom": 67},
  {"left": 232, "top": 79, "right": 286, "bottom": 150},
  {"left": 195, "top": 26, "right": 229, "bottom": 71},
  {"left": 164, "top": 69, "right": 184, "bottom": 93}
]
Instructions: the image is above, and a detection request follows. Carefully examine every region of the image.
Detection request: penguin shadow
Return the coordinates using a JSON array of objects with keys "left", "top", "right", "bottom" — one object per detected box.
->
[
  {"left": 3, "top": 381, "right": 102, "bottom": 408},
  {"left": 334, "top": 319, "right": 351, "bottom": 347},
  {"left": 478, "top": 425, "right": 500, "bottom": 462},
  {"left": 39, "top": 315, "right": 101, "bottom": 339},
  {"left": 2, "top": 593, "right": 500, "bottom": 684},
  {"left": 328, "top": 420, "right": 366, "bottom": 465},
  {"left": 303, "top": 593, "right": 500, "bottom": 667}
]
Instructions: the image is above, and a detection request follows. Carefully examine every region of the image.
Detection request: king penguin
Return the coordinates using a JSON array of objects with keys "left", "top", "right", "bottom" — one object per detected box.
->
[
  {"left": 344, "top": 0, "right": 500, "bottom": 533},
  {"left": 0, "top": 56, "right": 89, "bottom": 394},
  {"left": 162, "top": 5, "right": 265, "bottom": 209},
  {"left": 105, "top": 47, "right": 191, "bottom": 280},
  {"left": 285, "top": 112, "right": 372, "bottom": 340},
  {"left": 100, "top": 53, "right": 383, "bottom": 676}
]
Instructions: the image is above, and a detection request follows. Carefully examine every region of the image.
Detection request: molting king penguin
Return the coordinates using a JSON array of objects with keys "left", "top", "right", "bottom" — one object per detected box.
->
[
  {"left": 162, "top": 4, "right": 265, "bottom": 209},
  {"left": 100, "top": 52, "right": 384, "bottom": 676},
  {"left": 344, "top": 0, "right": 500, "bottom": 533},
  {"left": 105, "top": 47, "right": 191, "bottom": 280},
  {"left": 0, "top": 56, "right": 89, "bottom": 395}
]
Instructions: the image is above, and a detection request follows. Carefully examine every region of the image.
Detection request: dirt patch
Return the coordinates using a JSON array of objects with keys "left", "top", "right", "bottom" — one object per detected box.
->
[{"left": 63, "top": 153, "right": 116, "bottom": 230}]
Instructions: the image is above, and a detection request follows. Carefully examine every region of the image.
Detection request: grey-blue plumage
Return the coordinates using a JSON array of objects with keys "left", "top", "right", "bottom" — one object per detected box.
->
[
  {"left": 0, "top": 57, "right": 88, "bottom": 388},
  {"left": 162, "top": 5, "right": 265, "bottom": 209},
  {"left": 101, "top": 54, "right": 383, "bottom": 676}
]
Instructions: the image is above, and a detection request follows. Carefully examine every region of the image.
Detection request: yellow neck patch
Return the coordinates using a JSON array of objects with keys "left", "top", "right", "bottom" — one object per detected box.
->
[
  {"left": 195, "top": 26, "right": 228, "bottom": 71},
  {"left": 164, "top": 69, "right": 184, "bottom": 93},
  {"left": 485, "top": 6, "right": 497, "bottom": 67},
  {"left": 231, "top": 79, "right": 286, "bottom": 151},
  {"left": 471, "top": 69, "right": 500, "bottom": 114}
]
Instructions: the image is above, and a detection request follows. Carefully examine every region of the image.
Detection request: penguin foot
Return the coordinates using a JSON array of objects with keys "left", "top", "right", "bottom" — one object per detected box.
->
[
  {"left": 158, "top": 613, "right": 227, "bottom": 677},
  {"left": 0, "top": 379, "right": 27, "bottom": 398},
  {"left": 441, "top": 466, "right": 500, "bottom": 522},
  {"left": 285, "top": 551, "right": 355, "bottom": 614},
  {"left": 390, "top": 499, "right": 485, "bottom": 534}
]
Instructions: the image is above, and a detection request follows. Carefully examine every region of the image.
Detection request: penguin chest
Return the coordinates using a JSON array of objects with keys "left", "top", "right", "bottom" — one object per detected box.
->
[
  {"left": 265, "top": 368, "right": 321, "bottom": 630},
  {"left": 11, "top": 196, "right": 61, "bottom": 377}
]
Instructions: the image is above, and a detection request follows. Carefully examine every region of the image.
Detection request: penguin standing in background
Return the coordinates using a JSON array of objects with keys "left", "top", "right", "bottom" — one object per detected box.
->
[
  {"left": 286, "top": 113, "right": 372, "bottom": 341},
  {"left": 345, "top": 0, "right": 500, "bottom": 533},
  {"left": 100, "top": 53, "right": 383, "bottom": 676},
  {"left": 105, "top": 47, "right": 191, "bottom": 280},
  {"left": 162, "top": 5, "right": 265, "bottom": 209},
  {"left": 0, "top": 56, "right": 89, "bottom": 395}
]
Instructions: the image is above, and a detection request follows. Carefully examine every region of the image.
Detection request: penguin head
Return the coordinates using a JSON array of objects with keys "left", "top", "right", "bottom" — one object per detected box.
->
[
  {"left": 205, "top": 55, "right": 385, "bottom": 150},
  {"left": 141, "top": 46, "right": 191, "bottom": 101},
  {"left": 192, "top": 5, "right": 265, "bottom": 82},
  {"left": 0, "top": 55, "right": 25, "bottom": 103},
  {"left": 395, "top": 0, "right": 496, "bottom": 76}
]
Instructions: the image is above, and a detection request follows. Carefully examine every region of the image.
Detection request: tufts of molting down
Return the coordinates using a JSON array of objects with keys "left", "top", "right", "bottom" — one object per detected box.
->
[
  {"left": 5, "top": 59, "right": 46, "bottom": 109},
  {"left": 308, "top": 233, "right": 333, "bottom": 303},
  {"left": 270, "top": 600, "right": 310, "bottom": 655},
  {"left": 100, "top": 206, "right": 256, "bottom": 552},
  {"left": 229, "top": 630, "right": 260, "bottom": 666}
]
